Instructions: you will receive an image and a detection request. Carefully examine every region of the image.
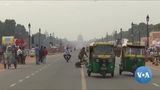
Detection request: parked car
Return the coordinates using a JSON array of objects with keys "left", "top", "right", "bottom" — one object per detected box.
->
[{"left": 29, "top": 48, "right": 35, "bottom": 57}]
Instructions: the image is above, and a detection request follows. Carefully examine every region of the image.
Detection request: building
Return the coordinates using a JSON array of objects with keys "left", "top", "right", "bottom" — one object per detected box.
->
[
  {"left": 141, "top": 37, "right": 147, "bottom": 46},
  {"left": 149, "top": 31, "right": 160, "bottom": 46}
]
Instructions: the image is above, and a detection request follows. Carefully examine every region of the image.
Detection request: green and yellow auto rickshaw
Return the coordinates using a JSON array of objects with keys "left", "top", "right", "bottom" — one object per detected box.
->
[
  {"left": 87, "top": 42, "right": 115, "bottom": 78},
  {"left": 119, "top": 42, "right": 145, "bottom": 75}
]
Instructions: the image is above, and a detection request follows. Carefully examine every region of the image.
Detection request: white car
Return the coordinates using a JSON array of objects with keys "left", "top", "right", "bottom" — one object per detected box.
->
[{"left": 29, "top": 48, "right": 35, "bottom": 57}]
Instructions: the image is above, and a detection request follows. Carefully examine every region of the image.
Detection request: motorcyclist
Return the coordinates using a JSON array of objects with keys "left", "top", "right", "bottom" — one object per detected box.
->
[
  {"left": 63, "top": 47, "right": 71, "bottom": 62},
  {"left": 78, "top": 47, "right": 88, "bottom": 64}
]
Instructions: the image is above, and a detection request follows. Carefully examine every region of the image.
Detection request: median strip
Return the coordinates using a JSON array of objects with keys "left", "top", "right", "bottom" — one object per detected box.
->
[{"left": 80, "top": 66, "right": 87, "bottom": 90}]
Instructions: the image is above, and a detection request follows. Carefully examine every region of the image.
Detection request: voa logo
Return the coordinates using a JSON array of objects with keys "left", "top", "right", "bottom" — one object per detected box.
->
[
  {"left": 137, "top": 72, "right": 150, "bottom": 79},
  {"left": 135, "top": 66, "right": 152, "bottom": 84}
]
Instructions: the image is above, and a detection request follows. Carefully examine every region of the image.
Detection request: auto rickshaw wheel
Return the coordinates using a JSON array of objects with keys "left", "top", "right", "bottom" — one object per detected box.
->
[
  {"left": 111, "top": 72, "right": 114, "bottom": 77},
  {"left": 119, "top": 66, "right": 122, "bottom": 75},
  {"left": 119, "top": 69, "right": 122, "bottom": 75},
  {"left": 133, "top": 72, "right": 135, "bottom": 77},
  {"left": 132, "top": 69, "right": 136, "bottom": 77},
  {"left": 101, "top": 71, "right": 106, "bottom": 78},
  {"left": 87, "top": 70, "right": 91, "bottom": 77},
  {"left": 119, "top": 64, "right": 122, "bottom": 75}
]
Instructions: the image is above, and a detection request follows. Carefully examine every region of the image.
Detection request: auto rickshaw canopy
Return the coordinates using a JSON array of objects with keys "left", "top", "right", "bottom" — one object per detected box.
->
[
  {"left": 122, "top": 42, "right": 145, "bottom": 58},
  {"left": 122, "top": 42, "right": 145, "bottom": 48},
  {"left": 89, "top": 42, "right": 114, "bottom": 47}
]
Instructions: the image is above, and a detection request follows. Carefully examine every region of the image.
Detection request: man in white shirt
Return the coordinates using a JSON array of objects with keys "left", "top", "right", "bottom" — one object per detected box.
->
[{"left": 63, "top": 47, "right": 71, "bottom": 62}]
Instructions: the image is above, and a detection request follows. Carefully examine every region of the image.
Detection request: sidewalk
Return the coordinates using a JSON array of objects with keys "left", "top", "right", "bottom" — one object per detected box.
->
[
  {"left": 25, "top": 56, "right": 35, "bottom": 64},
  {"left": 146, "top": 61, "right": 160, "bottom": 71},
  {"left": 0, "top": 56, "right": 35, "bottom": 70},
  {"left": 0, "top": 64, "right": 4, "bottom": 70}
]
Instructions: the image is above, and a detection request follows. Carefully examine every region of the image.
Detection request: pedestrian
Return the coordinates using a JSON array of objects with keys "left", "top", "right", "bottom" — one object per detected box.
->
[
  {"left": 43, "top": 47, "right": 48, "bottom": 64},
  {"left": 0, "top": 45, "right": 4, "bottom": 64},
  {"left": 11, "top": 45, "right": 17, "bottom": 69},
  {"left": 35, "top": 45, "right": 40, "bottom": 65},
  {"left": 17, "top": 47, "right": 23, "bottom": 64},
  {"left": 39, "top": 46, "right": 44, "bottom": 63},
  {"left": 22, "top": 47, "right": 27, "bottom": 64},
  {"left": 4, "top": 45, "right": 17, "bottom": 69}
]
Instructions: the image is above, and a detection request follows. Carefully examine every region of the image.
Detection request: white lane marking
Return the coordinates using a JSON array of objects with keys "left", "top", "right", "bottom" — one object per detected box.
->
[
  {"left": 19, "top": 79, "right": 24, "bottom": 83},
  {"left": 35, "top": 70, "right": 39, "bottom": 73},
  {"left": 10, "top": 83, "right": 16, "bottom": 87},
  {"left": 25, "top": 76, "right": 30, "bottom": 79},
  {"left": 81, "top": 65, "right": 87, "bottom": 90},
  {"left": 152, "top": 83, "right": 159, "bottom": 87},
  {"left": 31, "top": 73, "right": 35, "bottom": 76}
]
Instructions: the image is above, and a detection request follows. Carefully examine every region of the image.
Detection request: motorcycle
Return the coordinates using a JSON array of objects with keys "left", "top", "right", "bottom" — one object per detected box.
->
[
  {"left": 75, "top": 57, "right": 88, "bottom": 68},
  {"left": 64, "top": 54, "right": 71, "bottom": 63}
]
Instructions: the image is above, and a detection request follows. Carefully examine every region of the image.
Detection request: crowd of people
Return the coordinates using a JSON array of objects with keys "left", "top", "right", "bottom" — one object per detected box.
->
[
  {"left": 0, "top": 44, "right": 27, "bottom": 69},
  {"left": 0, "top": 44, "right": 48, "bottom": 69},
  {"left": 147, "top": 47, "right": 160, "bottom": 66}
]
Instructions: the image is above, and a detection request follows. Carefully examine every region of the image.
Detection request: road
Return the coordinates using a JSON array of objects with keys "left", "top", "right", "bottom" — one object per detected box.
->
[{"left": 0, "top": 51, "right": 160, "bottom": 90}]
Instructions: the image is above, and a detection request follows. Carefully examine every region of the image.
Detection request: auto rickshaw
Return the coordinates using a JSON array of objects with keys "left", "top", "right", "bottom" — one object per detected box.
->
[
  {"left": 119, "top": 42, "right": 145, "bottom": 75},
  {"left": 87, "top": 42, "right": 115, "bottom": 78}
]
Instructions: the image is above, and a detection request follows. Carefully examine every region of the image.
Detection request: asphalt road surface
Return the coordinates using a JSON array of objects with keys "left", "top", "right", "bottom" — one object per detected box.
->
[{"left": 0, "top": 51, "right": 160, "bottom": 90}]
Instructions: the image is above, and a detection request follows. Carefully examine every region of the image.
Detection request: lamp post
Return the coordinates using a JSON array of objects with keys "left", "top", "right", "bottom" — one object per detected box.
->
[
  {"left": 39, "top": 28, "right": 41, "bottom": 47},
  {"left": 120, "top": 28, "right": 122, "bottom": 41},
  {"left": 146, "top": 15, "right": 149, "bottom": 48},
  {"left": 139, "top": 30, "right": 141, "bottom": 45},
  {"left": 49, "top": 33, "right": 52, "bottom": 47},
  {"left": 28, "top": 23, "right": 31, "bottom": 49},
  {"left": 106, "top": 32, "right": 109, "bottom": 41},
  {"left": 120, "top": 28, "right": 123, "bottom": 46},
  {"left": 131, "top": 22, "right": 134, "bottom": 43},
  {"left": 115, "top": 31, "right": 117, "bottom": 41}
]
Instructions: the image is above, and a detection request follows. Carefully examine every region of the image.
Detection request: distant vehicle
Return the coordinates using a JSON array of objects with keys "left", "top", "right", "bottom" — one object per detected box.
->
[{"left": 29, "top": 48, "right": 35, "bottom": 57}]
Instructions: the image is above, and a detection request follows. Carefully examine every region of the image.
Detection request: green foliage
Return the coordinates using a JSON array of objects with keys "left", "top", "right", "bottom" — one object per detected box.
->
[
  {"left": 0, "top": 19, "right": 28, "bottom": 44},
  {"left": 105, "top": 22, "right": 160, "bottom": 42},
  {"left": 0, "top": 19, "right": 65, "bottom": 48}
]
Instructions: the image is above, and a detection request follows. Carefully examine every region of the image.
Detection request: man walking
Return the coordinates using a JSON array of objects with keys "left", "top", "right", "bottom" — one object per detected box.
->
[
  {"left": 43, "top": 47, "right": 48, "bottom": 64},
  {"left": 35, "top": 45, "right": 40, "bottom": 65},
  {"left": 39, "top": 46, "right": 44, "bottom": 63}
]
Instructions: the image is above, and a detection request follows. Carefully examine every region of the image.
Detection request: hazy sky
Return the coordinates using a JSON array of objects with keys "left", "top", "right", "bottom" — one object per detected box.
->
[{"left": 0, "top": 1, "right": 160, "bottom": 41}]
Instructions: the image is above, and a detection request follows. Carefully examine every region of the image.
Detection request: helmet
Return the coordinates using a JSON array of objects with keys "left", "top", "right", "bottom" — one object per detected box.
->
[{"left": 82, "top": 47, "right": 85, "bottom": 50}]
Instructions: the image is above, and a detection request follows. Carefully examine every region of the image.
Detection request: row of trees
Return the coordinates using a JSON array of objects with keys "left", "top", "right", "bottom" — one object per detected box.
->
[
  {"left": 0, "top": 19, "right": 28, "bottom": 42},
  {"left": 103, "top": 22, "right": 160, "bottom": 42},
  {"left": 0, "top": 19, "right": 70, "bottom": 48}
]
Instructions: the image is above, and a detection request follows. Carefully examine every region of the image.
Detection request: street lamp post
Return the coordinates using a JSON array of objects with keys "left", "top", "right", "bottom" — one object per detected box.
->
[
  {"left": 28, "top": 23, "right": 31, "bottom": 49},
  {"left": 146, "top": 15, "right": 149, "bottom": 48},
  {"left": 139, "top": 30, "right": 141, "bottom": 45},
  {"left": 131, "top": 22, "right": 134, "bottom": 43},
  {"left": 106, "top": 32, "right": 109, "bottom": 41},
  {"left": 120, "top": 28, "right": 122, "bottom": 45},
  {"left": 50, "top": 33, "right": 52, "bottom": 47},
  {"left": 115, "top": 31, "right": 117, "bottom": 41},
  {"left": 120, "top": 28, "right": 122, "bottom": 41},
  {"left": 39, "top": 28, "right": 41, "bottom": 47}
]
